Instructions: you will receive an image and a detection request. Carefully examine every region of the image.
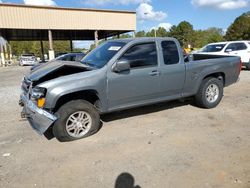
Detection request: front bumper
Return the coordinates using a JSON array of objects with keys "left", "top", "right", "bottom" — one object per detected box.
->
[
  {"left": 20, "top": 94, "right": 57, "bottom": 135},
  {"left": 20, "top": 61, "right": 37, "bottom": 65}
]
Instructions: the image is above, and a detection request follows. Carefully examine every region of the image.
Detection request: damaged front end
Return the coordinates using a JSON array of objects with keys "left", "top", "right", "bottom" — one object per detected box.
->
[
  {"left": 20, "top": 77, "right": 57, "bottom": 134},
  {"left": 29, "top": 61, "right": 92, "bottom": 85},
  {"left": 20, "top": 93, "right": 57, "bottom": 134},
  {"left": 19, "top": 61, "right": 92, "bottom": 134}
]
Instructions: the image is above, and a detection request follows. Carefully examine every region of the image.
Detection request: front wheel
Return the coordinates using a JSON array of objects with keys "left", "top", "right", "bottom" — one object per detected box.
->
[
  {"left": 53, "top": 100, "right": 101, "bottom": 142},
  {"left": 195, "top": 77, "right": 223, "bottom": 109}
]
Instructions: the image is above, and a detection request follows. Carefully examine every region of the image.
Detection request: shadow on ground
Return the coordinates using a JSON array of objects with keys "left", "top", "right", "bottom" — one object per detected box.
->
[
  {"left": 101, "top": 99, "right": 194, "bottom": 122},
  {"left": 241, "top": 67, "right": 249, "bottom": 71},
  {"left": 115, "top": 172, "right": 141, "bottom": 188},
  {"left": 44, "top": 99, "right": 194, "bottom": 141}
]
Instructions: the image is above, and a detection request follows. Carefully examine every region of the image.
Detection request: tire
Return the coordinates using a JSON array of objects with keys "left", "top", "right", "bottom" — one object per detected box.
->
[
  {"left": 53, "top": 100, "right": 100, "bottom": 142},
  {"left": 195, "top": 77, "right": 223, "bottom": 109},
  {"left": 246, "top": 63, "right": 250, "bottom": 70}
]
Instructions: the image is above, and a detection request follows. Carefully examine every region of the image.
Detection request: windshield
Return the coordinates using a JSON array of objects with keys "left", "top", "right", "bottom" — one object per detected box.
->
[
  {"left": 81, "top": 41, "right": 126, "bottom": 68},
  {"left": 201, "top": 44, "right": 226, "bottom": 52}
]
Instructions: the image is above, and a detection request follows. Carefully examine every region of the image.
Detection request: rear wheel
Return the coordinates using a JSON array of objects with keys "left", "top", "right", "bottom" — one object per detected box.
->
[
  {"left": 53, "top": 100, "right": 100, "bottom": 142},
  {"left": 195, "top": 77, "right": 223, "bottom": 109}
]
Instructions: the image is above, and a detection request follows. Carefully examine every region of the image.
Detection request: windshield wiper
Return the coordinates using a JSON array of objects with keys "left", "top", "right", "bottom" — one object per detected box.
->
[{"left": 81, "top": 61, "right": 99, "bottom": 69}]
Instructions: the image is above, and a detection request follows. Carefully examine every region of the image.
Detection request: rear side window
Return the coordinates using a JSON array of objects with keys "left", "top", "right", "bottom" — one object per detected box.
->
[
  {"left": 119, "top": 42, "right": 157, "bottom": 68},
  {"left": 161, "top": 41, "right": 179, "bottom": 65},
  {"left": 235, "top": 43, "right": 247, "bottom": 50},
  {"left": 226, "top": 43, "right": 247, "bottom": 51}
]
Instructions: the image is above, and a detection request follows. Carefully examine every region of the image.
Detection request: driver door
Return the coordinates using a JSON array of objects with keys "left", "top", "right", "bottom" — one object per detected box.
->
[{"left": 107, "top": 42, "right": 160, "bottom": 111}]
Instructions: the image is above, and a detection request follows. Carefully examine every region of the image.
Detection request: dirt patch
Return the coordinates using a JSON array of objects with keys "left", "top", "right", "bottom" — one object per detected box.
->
[{"left": 0, "top": 66, "right": 249, "bottom": 188}]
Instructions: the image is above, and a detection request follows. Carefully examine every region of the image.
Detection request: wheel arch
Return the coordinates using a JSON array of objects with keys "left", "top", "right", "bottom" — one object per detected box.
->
[
  {"left": 192, "top": 71, "right": 225, "bottom": 96},
  {"left": 202, "top": 72, "right": 225, "bottom": 86},
  {"left": 52, "top": 89, "right": 101, "bottom": 113}
]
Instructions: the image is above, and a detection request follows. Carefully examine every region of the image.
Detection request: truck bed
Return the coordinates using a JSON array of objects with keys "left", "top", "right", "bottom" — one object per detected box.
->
[{"left": 185, "top": 53, "right": 236, "bottom": 62}]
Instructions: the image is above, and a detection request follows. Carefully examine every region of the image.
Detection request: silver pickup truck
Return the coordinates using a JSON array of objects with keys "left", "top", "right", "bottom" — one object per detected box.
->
[{"left": 19, "top": 37, "right": 241, "bottom": 142}]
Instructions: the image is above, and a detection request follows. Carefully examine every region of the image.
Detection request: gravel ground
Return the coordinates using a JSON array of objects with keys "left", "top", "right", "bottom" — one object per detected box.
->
[{"left": 0, "top": 66, "right": 249, "bottom": 188}]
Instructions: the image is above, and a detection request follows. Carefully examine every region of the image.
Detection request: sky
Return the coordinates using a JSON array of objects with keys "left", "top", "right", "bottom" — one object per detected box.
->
[{"left": 1, "top": 0, "right": 250, "bottom": 48}]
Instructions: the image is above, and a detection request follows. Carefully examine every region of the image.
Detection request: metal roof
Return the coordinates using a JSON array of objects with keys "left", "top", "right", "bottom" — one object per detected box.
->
[{"left": 0, "top": 3, "right": 136, "bottom": 41}]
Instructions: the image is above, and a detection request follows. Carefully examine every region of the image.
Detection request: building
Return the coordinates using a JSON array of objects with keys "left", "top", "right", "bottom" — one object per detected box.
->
[{"left": 0, "top": 3, "right": 136, "bottom": 64}]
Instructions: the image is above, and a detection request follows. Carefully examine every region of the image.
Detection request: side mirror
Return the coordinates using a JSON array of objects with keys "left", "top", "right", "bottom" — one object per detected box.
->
[
  {"left": 225, "top": 49, "right": 232, "bottom": 53},
  {"left": 112, "top": 60, "right": 130, "bottom": 73}
]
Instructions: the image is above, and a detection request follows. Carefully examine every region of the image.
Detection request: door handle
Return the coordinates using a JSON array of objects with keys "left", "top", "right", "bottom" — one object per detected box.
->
[{"left": 149, "top": 70, "right": 160, "bottom": 76}]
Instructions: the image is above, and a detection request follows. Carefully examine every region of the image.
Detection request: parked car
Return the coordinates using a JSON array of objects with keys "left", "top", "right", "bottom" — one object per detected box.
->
[
  {"left": 19, "top": 53, "right": 37, "bottom": 66},
  {"left": 19, "top": 37, "right": 241, "bottom": 142},
  {"left": 55, "top": 52, "right": 85, "bottom": 62},
  {"left": 196, "top": 41, "right": 250, "bottom": 69},
  {"left": 30, "top": 52, "right": 85, "bottom": 71},
  {"left": 55, "top": 52, "right": 68, "bottom": 58}
]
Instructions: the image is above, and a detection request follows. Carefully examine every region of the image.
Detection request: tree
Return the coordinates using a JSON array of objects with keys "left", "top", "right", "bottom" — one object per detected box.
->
[
  {"left": 169, "top": 21, "right": 194, "bottom": 47},
  {"left": 192, "top": 30, "right": 206, "bottom": 48},
  {"left": 225, "top": 11, "right": 250, "bottom": 40},
  {"left": 89, "top": 43, "right": 96, "bottom": 51},
  {"left": 10, "top": 41, "right": 32, "bottom": 56},
  {"left": 156, "top": 27, "right": 169, "bottom": 37},
  {"left": 136, "top": 30, "right": 146, "bottom": 37},
  {"left": 193, "top": 28, "right": 224, "bottom": 48},
  {"left": 146, "top": 29, "right": 156, "bottom": 37},
  {"left": 119, "top": 34, "right": 132, "bottom": 38},
  {"left": 205, "top": 28, "right": 224, "bottom": 43},
  {"left": 9, "top": 40, "right": 71, "bottom": 57}
]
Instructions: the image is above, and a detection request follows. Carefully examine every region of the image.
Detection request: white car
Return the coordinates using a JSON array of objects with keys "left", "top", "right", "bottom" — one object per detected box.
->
[
  {"left": 197, "top": 41, "right": 250, "bottom": 70},
  {"left": 19, "top": 54, "right": 37, "bottom": 66}
]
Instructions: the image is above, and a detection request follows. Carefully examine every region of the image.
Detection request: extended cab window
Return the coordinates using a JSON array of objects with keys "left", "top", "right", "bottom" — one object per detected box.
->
[
  {"left": 119, "top": 42, "right": 157, "bottom": 68},
  {"left": 161, "top": 41, "right": 179, "bottom": 65}
]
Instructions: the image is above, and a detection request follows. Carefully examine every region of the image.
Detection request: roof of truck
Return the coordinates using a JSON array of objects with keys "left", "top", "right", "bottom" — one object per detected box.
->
[{"left": 112, "top": 37, "right": 177, "bottom": 43}]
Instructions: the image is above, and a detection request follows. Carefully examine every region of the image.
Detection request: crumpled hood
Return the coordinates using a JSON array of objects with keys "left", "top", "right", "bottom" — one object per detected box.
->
[{"left": 27, "top": 61, "right": 92, "bottom": 83}]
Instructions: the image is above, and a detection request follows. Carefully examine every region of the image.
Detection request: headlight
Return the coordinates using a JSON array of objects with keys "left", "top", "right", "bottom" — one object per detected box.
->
[
  {"left": 31, "top": 87, "right": 46, "bottom": 99},
  {"left": 31, "top": 87, "right": 47, "bottom": 108}
]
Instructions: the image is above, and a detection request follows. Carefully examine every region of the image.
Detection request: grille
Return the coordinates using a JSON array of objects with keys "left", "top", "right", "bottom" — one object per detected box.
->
[{"left": 21, "top": 77, "right": 32, "bottom": 94}]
